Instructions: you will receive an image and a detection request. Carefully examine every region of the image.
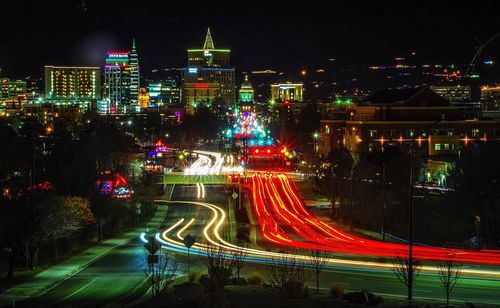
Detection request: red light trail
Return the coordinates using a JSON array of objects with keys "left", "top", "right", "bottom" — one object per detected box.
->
[{"left": 251, "top": 173, "right": 500, "bottom": 265}]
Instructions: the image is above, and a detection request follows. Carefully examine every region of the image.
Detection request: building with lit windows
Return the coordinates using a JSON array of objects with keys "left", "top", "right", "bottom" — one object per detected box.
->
[
  {"left": 238, "top": 74, "right": 255, "bottom": 114},
  {"left": 139, "top": 88, "right": 150, "bottom": 109},
  {"left": 481, "top": 85, "right": 500, "bottom": 111},
  {"left": 430, "top": 85, "right": 471, "bottom": 103},
  {"left": 148, "top": 79, "right": 181, "bottom": 108},
  {"left": 271, "top": 83, "right": 303, "bottom": 103},
  {"left": 183, "top": 82, "right": 220, "bottom": 115},
  {"left": 44, "top": 66, "right": 100, "bottom": 110},
  {"left": 181, "top": 28, "right": 235, "bottom": 113},
  {"left": 129, "top": 39, "right": 140, "bottom": 112},
  {"left": 104, "top": 51, "right": 131, "bottom": 114},
  {"left": 0, "top": 78, "right": 28, "bottom": 110},
  {"left": 318, "top": 87, "right": 500, "bottom": 158},
  {"left": 239, "top": 75, "right": 254, "bottom": 103}
]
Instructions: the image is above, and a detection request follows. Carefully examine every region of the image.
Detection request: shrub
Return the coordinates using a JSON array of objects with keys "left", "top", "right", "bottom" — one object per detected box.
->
[
  {"left": 229, "top": 277, "right": 247, "bottom": 285},
  {"left": 172, "top": 282, "right": 204, "bottom": 304},
  {"left": 199, "top": 274, "right": 212, "bottom": 290},
  {"left": 284, "top": 282, "right": 309, "bottom": 298},
  {"left": 329, "top": 283, "right": 346, "bottom": 299},
  {"left": 187, "top": 270, "right": 204, "bottom": 283},
  {"left": 246, "top": 272, "right": 264, "bottom": 285},
  {"left": 461, "top": 302, "right": 476, "bottom": 308}
]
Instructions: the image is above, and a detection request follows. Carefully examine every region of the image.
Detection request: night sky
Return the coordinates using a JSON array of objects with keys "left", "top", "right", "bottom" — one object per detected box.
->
[{"left": 1, "top": 0, "right": 499, "bottom": 79}]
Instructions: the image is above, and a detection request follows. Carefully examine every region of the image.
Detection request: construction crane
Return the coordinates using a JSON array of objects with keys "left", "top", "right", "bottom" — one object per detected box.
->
[{"left": 463, "top": 31, "right": 500, "bottom": 79}]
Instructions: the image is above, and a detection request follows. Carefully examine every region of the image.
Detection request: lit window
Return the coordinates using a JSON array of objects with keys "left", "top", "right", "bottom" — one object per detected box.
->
[
  {"left": 435, "top": 143, "right": 441, "bottom": 151},
  {"left": 369, "top": 130, "right": 377, "bottom": 138},
  {"left": 444, "top": 144, "right": 450, "bottom": 150},
  {"left": 472, "top": 129, "right": 480, "bottom": 137}
]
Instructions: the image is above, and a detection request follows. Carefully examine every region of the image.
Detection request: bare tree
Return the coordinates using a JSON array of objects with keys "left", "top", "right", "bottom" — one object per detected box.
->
[
  {"left": 307, "top": 249, "right": 331, "bottom": 294},
  {"left": 266, "top": 253, "right": 308, "bottom": 299},
  {"left": 436, "top": 255, "right": 462, "bottom": 307},
  {"left": 392, "top": 256, "right": 422, "bottom": 306},
  {"left": 231, "top": 241, "right": 248, "bottom": 280},
  {"left": 145, "top": 249, "right": 178, "bottom": 298},
  {"left": 201, "top": 243, "right": 234, "bottom": 306}
]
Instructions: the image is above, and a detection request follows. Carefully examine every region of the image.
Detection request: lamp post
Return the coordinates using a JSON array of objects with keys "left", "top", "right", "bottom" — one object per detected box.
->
[
  {"left": 312, "top": 131, "right": 319, "bottom": 169},
  {"left": 407, "top": 116, "right": 444, "bottom": 306},
  {"left": 313, "top": 132, "right": 319, "bottom": 154},
  {"left": 381, "top": 145, "right": 387, "bottom": 242}
]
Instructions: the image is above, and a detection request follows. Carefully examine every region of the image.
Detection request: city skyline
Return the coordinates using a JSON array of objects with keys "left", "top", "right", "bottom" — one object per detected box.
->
[{"left": 0, "top": 0, "right": 498, "bottom": 79}]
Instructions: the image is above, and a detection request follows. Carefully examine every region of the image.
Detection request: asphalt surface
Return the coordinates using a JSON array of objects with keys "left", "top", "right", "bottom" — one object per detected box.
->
[
  {"left": 164, "top": 184, "right": 500, "bottom": 306},
  {"left": 19, "top": 237, "right": 147, "bottom": 308},
  {"left": 17, "top": 183, "right": 500, "bottom": 306}
]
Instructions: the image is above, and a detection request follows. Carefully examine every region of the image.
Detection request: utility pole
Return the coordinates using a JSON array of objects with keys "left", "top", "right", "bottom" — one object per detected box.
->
[
  {"left": 331, "top": 162, "right": 335, "bottom": 217},
  {"left": 408, "top": 116, "right": 444, "bottom": 306},
  {"left": 349, "top": 166, "right": 354, "bottom": 231},
  {"left": 407, "top": 143, "right": 415, "bottom": 306},
  {"left": 381, "top": 153, "right": 387, "bottom": 242}
]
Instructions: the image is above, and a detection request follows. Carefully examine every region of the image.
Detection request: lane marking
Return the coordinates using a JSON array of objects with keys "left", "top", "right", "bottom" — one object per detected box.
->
[{"left": 58, "top": 277, "right": 98, "bottom": 303}]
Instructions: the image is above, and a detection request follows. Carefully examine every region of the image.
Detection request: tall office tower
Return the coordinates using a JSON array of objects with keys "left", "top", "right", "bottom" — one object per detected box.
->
[
  {"left": 129, "top": 39, "right": 140, "bottom": 112},
  {"left": 182, "top": 28, "right": 235, "bottom": 114},
  {"left": 44, "top": 66, "right": 101, "bottom": 110},
  {"left": 104, "top": 51, "right": 130, "bottom": 114}
]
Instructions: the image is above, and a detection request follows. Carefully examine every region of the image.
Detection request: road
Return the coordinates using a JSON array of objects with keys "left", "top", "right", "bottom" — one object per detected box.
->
[
  {"left": 157, "top": 183, "right": 500, "bottom": 305},
  {"left": 19, "top": 238, "right": 146, "bottom": 307}
]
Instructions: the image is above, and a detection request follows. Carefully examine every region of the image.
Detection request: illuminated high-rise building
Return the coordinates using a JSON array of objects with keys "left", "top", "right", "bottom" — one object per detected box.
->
[
  {"left": 104, "top": 51, "right": 130, "bottom": 114},
  {"left": 44, "top": 66, "right": 100, "bottom": 110},
  {"left": 129, "top": 39, "right": 140, "bottom": 112},
  {"left": 182, "top": 28, "right": 235, "bottom": 114}
]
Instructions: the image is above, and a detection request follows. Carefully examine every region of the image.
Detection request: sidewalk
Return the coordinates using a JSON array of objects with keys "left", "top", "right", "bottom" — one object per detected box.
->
[{"left": 0, "top": 204, "right": 168, "bottom": 307}]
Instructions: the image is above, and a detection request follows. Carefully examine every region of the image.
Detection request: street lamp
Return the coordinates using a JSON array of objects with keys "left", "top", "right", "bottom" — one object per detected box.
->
[
  {"left": 407, "top": 116, "right": 444, "bottom": 306},
  {"left": 312, "top": 131, "right": 319, "bottom": 154}
]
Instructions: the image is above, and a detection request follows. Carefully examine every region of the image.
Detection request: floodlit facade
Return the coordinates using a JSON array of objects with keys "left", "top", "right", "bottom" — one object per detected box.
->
[
  {"left": 104, "top": 51, "right": 131, "bottom": 114},
  {"left": 129, "top": 39, "right": 140, "bottom": 112},
  {"left": 182, "top": 28, "right": 235, "bottom": 114},
  {"left": 44, "top": 66, "right": 100, "bottom": 110},
  {"left": 271, "top": 83, "right": 303, "bottom": 103}
]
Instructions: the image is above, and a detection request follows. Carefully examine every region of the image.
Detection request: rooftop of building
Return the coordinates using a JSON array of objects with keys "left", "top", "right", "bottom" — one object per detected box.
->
[{"left": 359, "top": 87, "right": 450, "bottom": 107}]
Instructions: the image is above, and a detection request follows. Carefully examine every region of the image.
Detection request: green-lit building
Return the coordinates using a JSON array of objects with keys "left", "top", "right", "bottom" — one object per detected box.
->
[{"left": 238, "top": 74, "right": 255, "bottom": 114}]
